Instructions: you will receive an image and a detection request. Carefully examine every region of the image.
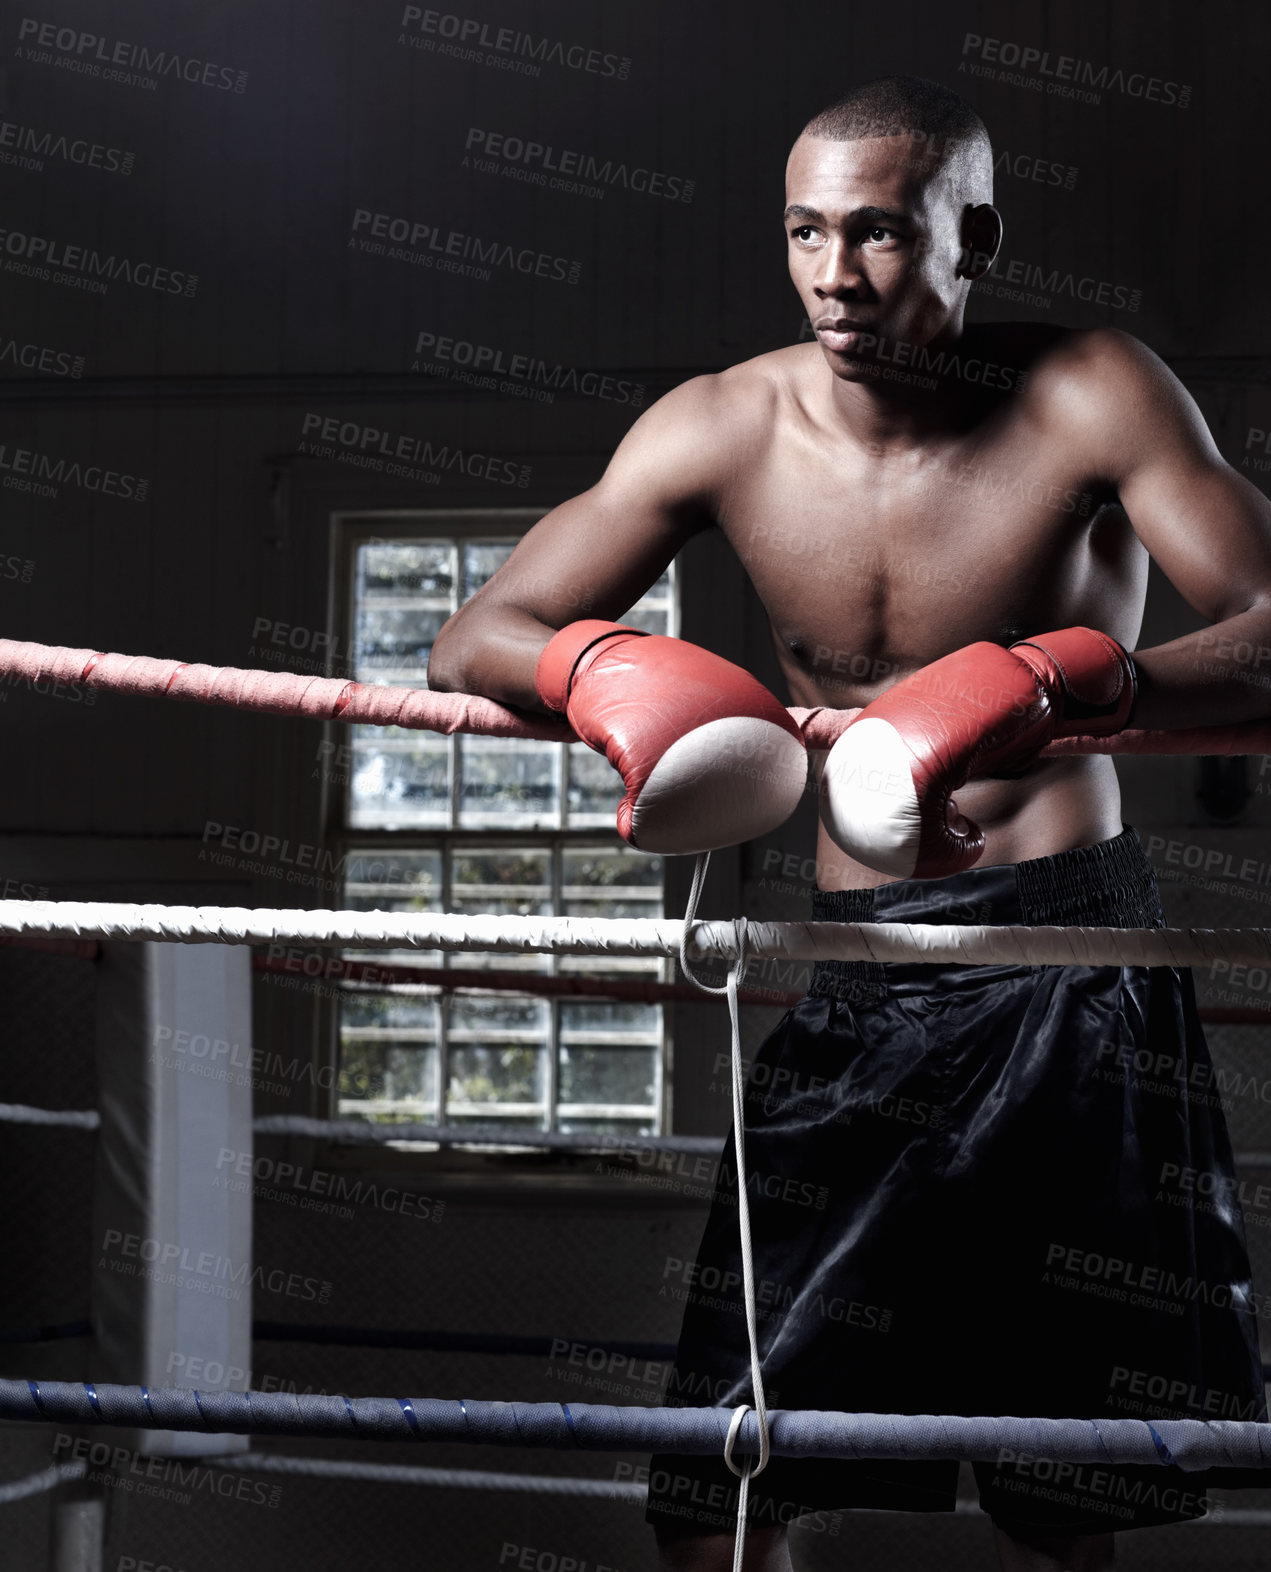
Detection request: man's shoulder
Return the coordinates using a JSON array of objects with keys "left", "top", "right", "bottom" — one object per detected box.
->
[
  {"left": 665, "top": 344, "right": 811, "bottom": 429},
  {"left": 983, "top": 322, "right": 1161, "bottom": 396}
]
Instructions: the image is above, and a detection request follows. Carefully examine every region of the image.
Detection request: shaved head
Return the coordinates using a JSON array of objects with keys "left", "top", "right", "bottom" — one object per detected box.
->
[{"left": 799, "top": 75, "right": 993, "bottom": 206}]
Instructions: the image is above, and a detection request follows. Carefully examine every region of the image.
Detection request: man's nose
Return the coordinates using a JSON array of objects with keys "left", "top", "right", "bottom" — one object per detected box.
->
[{"left": 813, "top": 239, "right": 866, "bottom": 297}]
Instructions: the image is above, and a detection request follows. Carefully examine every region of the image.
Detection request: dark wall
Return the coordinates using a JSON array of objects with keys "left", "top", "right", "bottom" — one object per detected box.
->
[{"left": 2, "top": 3, "right": 1271, "bottom": 1569}]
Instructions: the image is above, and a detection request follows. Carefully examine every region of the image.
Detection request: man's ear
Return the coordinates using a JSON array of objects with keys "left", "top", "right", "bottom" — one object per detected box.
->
[{"left": 957, "top": 204, "right": 1003, "bottom": 280}]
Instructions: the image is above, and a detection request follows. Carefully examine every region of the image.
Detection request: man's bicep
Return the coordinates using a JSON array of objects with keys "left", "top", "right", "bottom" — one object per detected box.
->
[
  {"left": 1121, "top": 452, "right": 1271, "bottom": 620},
  {"left": 1070, "top": 333, "right": 1271, "bottom": 620},
  {"left": 466, "top": 377, "right": 724, "bottom": 628},
  {"left": 1112, "top": 368, "right": 1271, "bottom": 620},
  {"left": 475, "top": 484, "right": 709, "bottom": 629}
]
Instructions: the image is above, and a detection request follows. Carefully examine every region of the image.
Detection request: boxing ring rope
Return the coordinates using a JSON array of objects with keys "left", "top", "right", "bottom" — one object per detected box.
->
[
  {"left": 3, "top": 1384, "right": 1271, "bottom": 1470},
  {"left": 0, "top": 1460, "right": 87, "bottom": 1505},
  {"left": 3, "top": 900, "right": 1271, "bottom": 969},
  {"left": 6, "top": 936, "right": 1270, "bottom": 1019},
  {"left": 3, "top": 633, "right": 1271, "bottom": 755},
  {"left": 0, "top": 1102, "right": 100, "bottom": 1129},
  {"left": 215, "top": 1453, "right": 648, "bottom": 1498},
  {"left": 7, "top": 636, "right": 1271, "bottom": 1553}
]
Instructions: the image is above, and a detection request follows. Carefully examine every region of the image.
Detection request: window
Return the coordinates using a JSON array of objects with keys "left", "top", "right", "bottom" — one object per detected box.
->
[{"left": 331, "top": 514, "right": 675, "bottom": 1140}]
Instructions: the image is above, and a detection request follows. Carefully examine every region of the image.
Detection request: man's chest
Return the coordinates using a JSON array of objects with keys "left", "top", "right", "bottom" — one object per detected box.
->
[{"left": 718, "top": 424, "right": 1132, "bottom": 706}]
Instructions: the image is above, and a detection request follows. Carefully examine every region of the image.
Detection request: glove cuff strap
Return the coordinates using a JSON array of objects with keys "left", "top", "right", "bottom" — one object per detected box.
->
[
  {"left": 1010, "top": 627, "right": 1138, "bottom": 736},
  {"left": 533, "top": 620, "right": 648, "bottom": 712}
]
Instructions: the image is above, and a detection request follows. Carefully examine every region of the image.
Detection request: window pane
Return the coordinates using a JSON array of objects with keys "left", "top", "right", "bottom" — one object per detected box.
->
[
  {"left": 350, "top": 740, "right": 450, "bottom": 827},
  {"left": 565, "top": 747, "right": 623, "bottom": 824},
  {"left": 452, "top": 849, "right": 551, "bottom": 907},
  {"left": 561, "top": 847, "right": 664, "bottom": 893},
  {"left": 562, "top": 845, "right": 664, "bottom": 920},
  {"left": 463, "top": 541, "right": 516, "bottom": 598},
  {"left": 558, "top": 1116, "right": 656, "bottom": 1137},
  {"left": 344, "top": 850, "right": 442, "bottom": 911},
  {"left": 343, "top": 994, "right": 438, "bottom": 1030},
  {"left": 359, "top": 541, "right": 454, "bottom": 598},
  {"left": 559, "top": 999, "right": 660, "bottom": 1036},
  {"left": 338, "top": 525, "right": 670, "bottom": 1136},
  {"left": 559, "top": 1046, "right": 657, "bottom": 1105},
  {"left": 619, "top": 569, "right": 674, "bottom": 635},
  {"left": 450, "top": 848, "right": 552, "bottom": 971},
  {"left": 339, "top": 1041, "right": 437, "bottom": 1110},
  {"left": 448, "top": 1045, "right": 546, "bottom": 1107},
  {"left": 449, "top": 992, "right": 548, "bottom": 1037},
  {"left": 355, "top": 605, "right": 448, "bottom": 680},
  {"left": 343, "top": 849, "right": 445, "bottom": 970},
  {"left": 459, "top": 738, "right": 560, "bottom": 827}
]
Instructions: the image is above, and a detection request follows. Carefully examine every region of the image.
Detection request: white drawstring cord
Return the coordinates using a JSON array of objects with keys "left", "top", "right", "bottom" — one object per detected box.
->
[{"left": 679, "top": 851, "right": 770, "bottom": 1570}]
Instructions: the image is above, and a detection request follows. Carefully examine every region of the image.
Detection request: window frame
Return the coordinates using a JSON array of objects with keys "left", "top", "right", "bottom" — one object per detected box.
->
[{"left": 317, "top": 508, "right": 677, "bottom": 1152}]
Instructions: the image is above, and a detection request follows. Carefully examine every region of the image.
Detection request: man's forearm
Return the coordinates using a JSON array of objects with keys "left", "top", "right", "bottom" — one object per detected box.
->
[
  {"left": 1130, "top": 602, "right": 1271, "bottom": 729},
  {"left": 426, "top": 605, "right": 556, "bottom": 713}
]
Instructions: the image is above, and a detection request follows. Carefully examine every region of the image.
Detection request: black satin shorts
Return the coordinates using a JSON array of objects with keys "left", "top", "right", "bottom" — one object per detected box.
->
[{"left": 646, "top": 828, "right": 1267, "bottom": 1538}]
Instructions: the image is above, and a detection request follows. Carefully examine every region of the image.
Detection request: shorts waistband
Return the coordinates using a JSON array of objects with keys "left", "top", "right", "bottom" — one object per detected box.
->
[{"left": 808, "top": 827, "right": 1164, "bottom": 1002}]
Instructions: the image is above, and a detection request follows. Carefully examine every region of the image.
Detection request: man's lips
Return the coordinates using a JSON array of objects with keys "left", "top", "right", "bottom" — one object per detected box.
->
[{"left": 814, "top": 321, "right": 875, "bottom": 352}]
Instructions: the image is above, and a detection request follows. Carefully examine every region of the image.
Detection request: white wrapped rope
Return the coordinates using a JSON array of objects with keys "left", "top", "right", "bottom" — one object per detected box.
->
[{"left": 2, "top": 900, "right": 1271, "bottom": 969}]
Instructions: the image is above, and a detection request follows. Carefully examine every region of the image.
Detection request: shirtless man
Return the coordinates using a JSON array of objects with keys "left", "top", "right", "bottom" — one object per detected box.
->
[{"left": 429, "top": 75, "right": 1271, "bottom": 1572}]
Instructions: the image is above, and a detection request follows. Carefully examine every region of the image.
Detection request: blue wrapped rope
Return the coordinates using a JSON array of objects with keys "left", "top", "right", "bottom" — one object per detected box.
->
[{"left": 4, "top": 1383, "right": 1271, "bottom": 1471}]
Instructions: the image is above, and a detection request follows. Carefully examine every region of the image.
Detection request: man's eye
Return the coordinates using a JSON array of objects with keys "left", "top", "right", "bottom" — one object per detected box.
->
[
  {"left": 866, "top": 226, "right": 895, "bottom": 242},
  {"left": 791, "top": 226, "right": 818, "bottom": 242}
]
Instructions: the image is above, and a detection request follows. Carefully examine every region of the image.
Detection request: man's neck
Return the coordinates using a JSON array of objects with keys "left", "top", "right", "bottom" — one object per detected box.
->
[{"left": 820, "top": 320, "right": 981, "bottom": 454}]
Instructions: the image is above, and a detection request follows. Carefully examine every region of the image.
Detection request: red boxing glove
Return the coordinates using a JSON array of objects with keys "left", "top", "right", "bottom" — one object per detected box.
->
[
  {"left": 819, "top": 626, "right": 1136, "bottom": 879},
  {"left": 535, "top": 620, "right": 807, "bottom": 854}
]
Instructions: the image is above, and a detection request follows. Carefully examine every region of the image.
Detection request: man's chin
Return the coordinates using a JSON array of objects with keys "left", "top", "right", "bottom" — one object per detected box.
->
[{"left": 818, "top": 345, "right": 883, "bottom": 380}]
